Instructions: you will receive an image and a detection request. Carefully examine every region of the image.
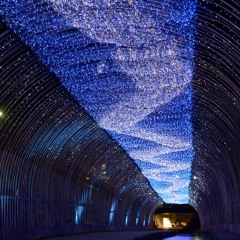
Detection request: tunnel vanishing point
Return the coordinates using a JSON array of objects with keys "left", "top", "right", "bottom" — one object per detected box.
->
[{"left": 0, "top": 0, "right": 239, "bottom": 239}]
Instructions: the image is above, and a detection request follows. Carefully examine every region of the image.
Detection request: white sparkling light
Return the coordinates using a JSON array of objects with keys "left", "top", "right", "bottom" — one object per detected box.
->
[
  {"left": 45, "top": 0, "right": 195, "bottom": 203},
  {"left": 0, "top": 0, "right": 197, "bottom": 203}
]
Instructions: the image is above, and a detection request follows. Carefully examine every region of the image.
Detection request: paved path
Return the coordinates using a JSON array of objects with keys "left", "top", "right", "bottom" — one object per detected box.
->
[
  {"left": 198, "top": 231, "right": 240, "bottom": 240},
  {"left": 44, "top": 230, "right": 177, "bottom": 240}
]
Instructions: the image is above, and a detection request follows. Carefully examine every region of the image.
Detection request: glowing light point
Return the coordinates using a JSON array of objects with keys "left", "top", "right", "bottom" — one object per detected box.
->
[{"left": 163, "top": 218, "right": 172, "bottom": 229}]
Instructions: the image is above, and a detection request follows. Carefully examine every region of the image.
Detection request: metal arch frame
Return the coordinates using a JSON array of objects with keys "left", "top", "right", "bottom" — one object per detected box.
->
[
  {"left": 190, "top": 0, "right": 240, "bottom": 234},
  {"left": 0, "top": 20, "right": 163, "bottom": 239}
]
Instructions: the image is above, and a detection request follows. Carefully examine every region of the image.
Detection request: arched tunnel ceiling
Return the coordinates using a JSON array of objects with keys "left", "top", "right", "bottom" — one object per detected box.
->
[
  {"left": 189, "top": 0, "right": 240, "bottom": 215},
  {"left": 0, "top": 18, "right": 162, "bottom": 221},
  {"left": 0, "top": 0, "right": 239, "bottom": 206}
]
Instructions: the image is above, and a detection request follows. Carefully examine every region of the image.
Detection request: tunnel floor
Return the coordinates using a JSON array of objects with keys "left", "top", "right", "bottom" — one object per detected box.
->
[
  {"left": 43, "top": 231, "right": 240, "bottom": 240},
  {"left": 43, "top": 230, "right": 176, "bottom": 240}
]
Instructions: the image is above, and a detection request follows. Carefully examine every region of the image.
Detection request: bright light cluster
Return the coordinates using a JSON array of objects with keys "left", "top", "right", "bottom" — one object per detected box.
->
[{"left": 0, "top": 0, "right": 196, "bottom": 203}]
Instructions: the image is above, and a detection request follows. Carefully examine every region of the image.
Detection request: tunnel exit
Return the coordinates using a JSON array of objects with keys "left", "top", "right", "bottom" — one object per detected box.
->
[{"left": 153, "top": 204, "right": 200, "bottom": 233}]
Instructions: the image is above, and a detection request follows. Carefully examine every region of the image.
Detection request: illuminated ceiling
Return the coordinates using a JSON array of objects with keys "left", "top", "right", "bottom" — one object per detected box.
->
[{"left": 0, "top": 0, "right": 197, "bottom": 203}]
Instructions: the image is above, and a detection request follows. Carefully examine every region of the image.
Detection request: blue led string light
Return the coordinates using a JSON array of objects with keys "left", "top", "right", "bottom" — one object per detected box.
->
[{"left": 0, "top": 0, "right": 197, "bottom": 203}]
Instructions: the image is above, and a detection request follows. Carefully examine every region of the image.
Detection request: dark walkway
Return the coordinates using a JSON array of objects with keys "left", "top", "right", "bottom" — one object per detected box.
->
[
  {"left": 197, "top": 231, "right": 240, "bottom": 240},
  {"left": 43, "top": 230, "right": 177, "bottom": 240},
  {"left": 43, "top": 230, "right": 240, "bottom": 240},
  {"left": 163, "top": 234, "right": 207, "bottom": 240}
]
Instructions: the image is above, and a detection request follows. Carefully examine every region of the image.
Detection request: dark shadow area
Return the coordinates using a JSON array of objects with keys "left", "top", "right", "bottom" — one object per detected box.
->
[{"left": 153, "top": 204, "right": 200, "bottom": 233}]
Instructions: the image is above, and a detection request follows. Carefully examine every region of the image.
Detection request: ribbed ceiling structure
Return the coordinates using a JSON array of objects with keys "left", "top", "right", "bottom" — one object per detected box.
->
[
  {"left": 0, "top": 18, "right": 162, "bottom": 239},
  {"left": 0, "top": 0, "right": 196, "bottom": 204},
  {"left": 190, "top": 0, "right": 240, "bottom": 234},
  {"left": 0, "top": 0, "right": 240, "bottom": 238}
]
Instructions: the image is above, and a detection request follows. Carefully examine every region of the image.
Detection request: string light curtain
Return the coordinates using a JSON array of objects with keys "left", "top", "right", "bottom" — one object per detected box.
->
[{"left": 0, "top": 0, "right": 197, "bottom": 203}]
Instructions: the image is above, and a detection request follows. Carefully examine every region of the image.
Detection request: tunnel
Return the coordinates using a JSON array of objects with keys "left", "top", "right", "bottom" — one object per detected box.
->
[{"left": 0, "top": 0, "right": 239, "bottom": 239}]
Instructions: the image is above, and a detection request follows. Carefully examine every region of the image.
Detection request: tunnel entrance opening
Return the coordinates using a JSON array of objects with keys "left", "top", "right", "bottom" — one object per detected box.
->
[{"left": 153, "top": 204, "right": 200, "bottom": 233}]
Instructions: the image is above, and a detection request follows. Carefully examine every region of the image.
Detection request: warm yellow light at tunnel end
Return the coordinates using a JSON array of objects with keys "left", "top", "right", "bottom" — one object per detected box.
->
[
  {"left": 163, "top": 218, "right": 172, "bottom": 228},
  {"left": 0, "top": 111, "right": 3, "bottom": 118}
]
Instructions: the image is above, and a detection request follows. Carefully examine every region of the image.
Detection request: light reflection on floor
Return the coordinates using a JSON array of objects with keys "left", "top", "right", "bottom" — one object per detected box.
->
[{"left": 163, "top": 234, "right": 210, "bottom": 240}]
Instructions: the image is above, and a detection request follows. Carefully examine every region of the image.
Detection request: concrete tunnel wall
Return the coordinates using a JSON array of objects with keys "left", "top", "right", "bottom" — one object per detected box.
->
[{"left": 0, "top": 20, "right": 162, "bottom": 239}]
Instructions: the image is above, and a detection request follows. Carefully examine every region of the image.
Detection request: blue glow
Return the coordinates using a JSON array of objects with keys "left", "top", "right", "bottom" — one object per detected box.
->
[
  {"left": 125, "top": 215, "right": 129, "bottom": 226},
  {"left": 148, "top": 216, "right": 151, "bottom": 226},
  {"left": 109, "top": 200, "right": 116, "bottom": 224},
  {"left": 0, "top": 0, "right": 197, "bottom": 203},
  {"left": 75, "top": 206, "right": 84, "bottom": 224},
  {"left": 136, "top": 210, "right": 140, "bottom": 225},
  {"left": 109, "top": 211, "right": 115, "bottom": 224},
  {"left": 136, "top": 217, "right": 139, "bottom": 226},
  {"left": 75, "top": 187, "right": 92, "bottom": 224}
]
